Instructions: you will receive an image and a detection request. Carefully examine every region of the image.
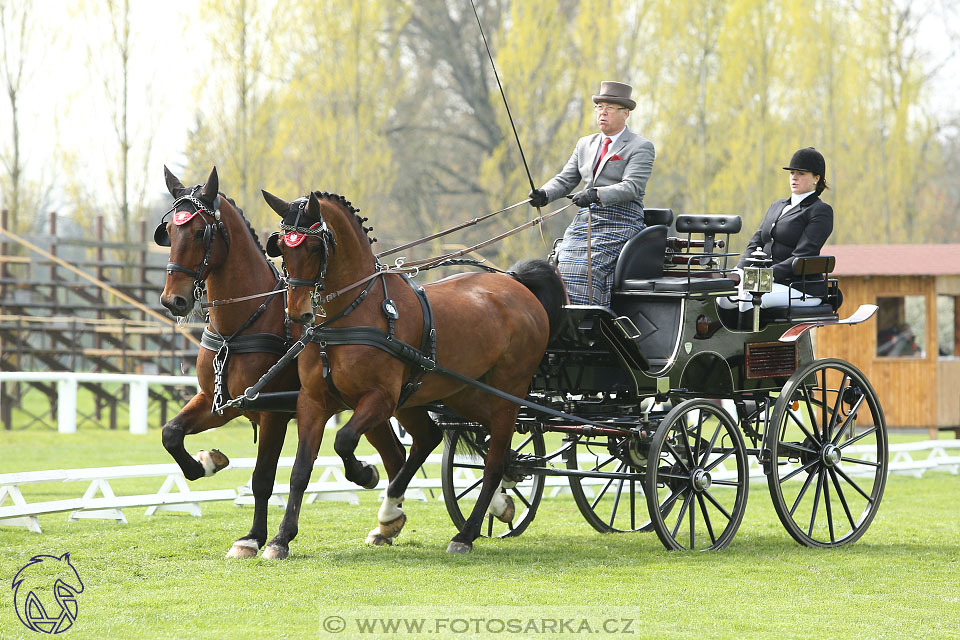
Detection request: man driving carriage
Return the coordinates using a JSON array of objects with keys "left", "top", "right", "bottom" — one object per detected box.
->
[{"left": 529, "top": 81, "right": 655, "bottom": 306}]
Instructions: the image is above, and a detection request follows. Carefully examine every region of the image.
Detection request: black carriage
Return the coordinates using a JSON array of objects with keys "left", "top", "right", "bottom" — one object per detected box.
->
[{"left": 440, "top": 209, "right": 886, "bottom": 550}]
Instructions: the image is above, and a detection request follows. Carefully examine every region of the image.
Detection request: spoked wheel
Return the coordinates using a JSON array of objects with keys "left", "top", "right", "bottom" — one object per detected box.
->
[
  {"left": 441, "top": 428, "right": 545, "bottom": 538},
  {"left": 645, "top": 399, "right": 749, "bottom": 550},
  {"left": 766, "top": 358, "right": 887, "bottom": 547},
  {"left": 566, "top": 434, "right": 652, "bottom": 532}
]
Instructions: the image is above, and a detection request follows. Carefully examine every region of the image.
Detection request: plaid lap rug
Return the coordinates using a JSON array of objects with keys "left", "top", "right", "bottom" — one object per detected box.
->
[{"left": 557, "top": 203, "right": 645, "bottom": 306}]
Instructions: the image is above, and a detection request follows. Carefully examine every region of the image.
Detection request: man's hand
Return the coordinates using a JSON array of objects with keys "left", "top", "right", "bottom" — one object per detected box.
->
[
  {"left": 528, "top": 188, "right": 548, "bottom": 208},
  {"left": 570, "top": 188, "right": 599, "bottom": 208}
]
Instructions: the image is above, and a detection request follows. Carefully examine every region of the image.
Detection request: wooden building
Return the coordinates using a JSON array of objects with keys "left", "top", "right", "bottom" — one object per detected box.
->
[{"left": 815, "top": 244, "right": 960, "bottom": 436}]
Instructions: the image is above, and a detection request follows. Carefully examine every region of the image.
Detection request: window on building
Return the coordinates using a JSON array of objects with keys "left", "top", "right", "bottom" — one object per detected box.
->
[
  {"left": 938, "top": 294, "right": 959, "bottom": 358},
  {"left": 876, "top": 296, "right": 925, "bottom": 358}
]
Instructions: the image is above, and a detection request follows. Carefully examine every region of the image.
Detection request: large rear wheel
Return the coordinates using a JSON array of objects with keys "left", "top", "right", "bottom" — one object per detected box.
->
[
  {"left": 765, "top": 358, "right": 887, "bottom": 547},
  {"left": 645, "top": 399, "right": 749, "bottom": 550}
]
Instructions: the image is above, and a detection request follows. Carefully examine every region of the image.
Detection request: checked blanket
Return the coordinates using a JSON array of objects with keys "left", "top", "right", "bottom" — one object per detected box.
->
[{"left": 557, "top": 202, "right": 645, "bottom": 306}]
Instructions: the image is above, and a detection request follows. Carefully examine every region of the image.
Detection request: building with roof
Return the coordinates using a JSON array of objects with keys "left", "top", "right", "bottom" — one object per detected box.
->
[{"left": 816, "top": 244, "right": 960, "bottom": 436}]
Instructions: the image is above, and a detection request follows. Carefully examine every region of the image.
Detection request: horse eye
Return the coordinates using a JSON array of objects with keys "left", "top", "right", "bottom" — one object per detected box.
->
[{"left": 194, "top": 230, "right": 204, "bottom": 241}]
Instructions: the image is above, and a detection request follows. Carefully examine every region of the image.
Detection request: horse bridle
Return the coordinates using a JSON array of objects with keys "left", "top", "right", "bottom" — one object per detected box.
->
[
  {"left": 154, "top": 187, "right": 230, "bottom": 301},
  {"left": 267, "top": 199, "right": 337, "bottom": 312}
]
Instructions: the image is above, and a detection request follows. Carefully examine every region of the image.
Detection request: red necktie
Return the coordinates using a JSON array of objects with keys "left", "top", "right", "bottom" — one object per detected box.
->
[{"left": 593, "top": 137, "right": 612, "bottom": 175}]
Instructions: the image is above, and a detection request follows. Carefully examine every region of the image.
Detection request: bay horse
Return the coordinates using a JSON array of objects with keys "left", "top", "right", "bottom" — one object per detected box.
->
[
  {"left": 259, "top": 189, "right": 564, "bottom": 556},
  {"left": 156, "top": 167, "right": 406, "bottom": 557}
]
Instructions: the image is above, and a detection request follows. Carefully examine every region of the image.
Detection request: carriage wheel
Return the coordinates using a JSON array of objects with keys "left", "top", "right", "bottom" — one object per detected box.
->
[
  {"left": 766, "top": 358, "right": 887, "bottom": 547},
  {"left": 441, "top": 428, "right": 545, "bottom": 538},
  {"left": 565, "top": 434, "right": 652, "bottom": 533},
  {"left": 645, "top": 399, "right": 749, "bottom": 550}
]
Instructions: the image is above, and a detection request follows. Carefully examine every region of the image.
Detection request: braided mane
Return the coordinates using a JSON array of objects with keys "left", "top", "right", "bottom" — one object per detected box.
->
[{"left": 312, "top": 190, "right": 376, "bottom": 245}]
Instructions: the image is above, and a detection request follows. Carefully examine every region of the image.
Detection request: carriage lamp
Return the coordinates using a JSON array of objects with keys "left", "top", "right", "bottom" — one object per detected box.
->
[{"left": 742, "top": 249, "right": 774, "bottom": 295}]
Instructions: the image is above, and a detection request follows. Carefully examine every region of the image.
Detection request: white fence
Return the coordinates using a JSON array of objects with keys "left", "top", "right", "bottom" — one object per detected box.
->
[
  {"left": 2, "top": 441, "right": 958, "bottom": 534},
  {"left": 0, "top": 371, "right": 199, "bottom": 434}
]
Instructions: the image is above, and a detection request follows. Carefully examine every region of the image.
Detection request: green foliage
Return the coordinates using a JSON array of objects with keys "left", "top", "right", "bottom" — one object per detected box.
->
[{"left": 171, "top": 0, "right": 955, "bottom": 267}]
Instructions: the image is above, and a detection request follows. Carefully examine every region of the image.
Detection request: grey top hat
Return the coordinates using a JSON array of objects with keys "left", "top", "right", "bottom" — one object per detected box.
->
[{"left": 592, "top": 81, "right": 636, "bottom": 111}]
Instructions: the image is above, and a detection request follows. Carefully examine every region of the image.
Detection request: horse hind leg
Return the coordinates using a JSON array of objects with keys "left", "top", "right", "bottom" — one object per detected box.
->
[
  {"left": 226, "top": 412, "right": 289, "bottom": 559},
  {"left": 161, "top": 392, "right": 232, "bottom": 481},
  {"left": 447, "top": 420, "right": 514, "bottom": 554}
]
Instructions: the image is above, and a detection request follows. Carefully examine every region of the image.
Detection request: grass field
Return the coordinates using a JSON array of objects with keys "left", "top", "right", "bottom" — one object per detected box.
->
[{"left": 1, "top": 427, "right": 959, "bottom": 639}]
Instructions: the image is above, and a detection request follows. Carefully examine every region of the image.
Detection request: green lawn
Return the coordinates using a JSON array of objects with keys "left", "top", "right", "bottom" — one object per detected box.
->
[{"left": 1, "top": 427, "right": 959, "bottom": 639}]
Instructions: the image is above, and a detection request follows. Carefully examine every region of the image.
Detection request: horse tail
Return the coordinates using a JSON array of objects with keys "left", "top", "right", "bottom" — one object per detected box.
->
[{"left": 508, "top": 258, "right": 565, "bottom": 339}]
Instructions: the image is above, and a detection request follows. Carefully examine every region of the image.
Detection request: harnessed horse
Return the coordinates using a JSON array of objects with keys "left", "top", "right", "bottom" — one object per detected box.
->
[
  {"left": 259, "top": 189, "right": 564, "bottom": 556},
  {"left": 156, "top": 167, "right": 407, "bottom": 557}
]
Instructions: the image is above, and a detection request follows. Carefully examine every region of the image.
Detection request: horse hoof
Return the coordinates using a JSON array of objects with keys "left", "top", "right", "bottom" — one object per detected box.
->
[
  {"left": 366, "top": 528, "right": 393, "bottom": 546},
  {"left": 226, "top": 539, "right": 259, "bottom": 559},
  {"left": 262, "top": 544, "right": 288, "bottom": 560},
  {"left": 494, "top": 495, "right": 515, "bottom": 524},
  {"left": 379, "top": 513, "right": 407, "bottom": 539},
  {"left": 446, "top": 541, "right": 473, "bottom": 554},
  {"left": 196, "top": 449, "right": 230, "bottom": 477},
  {"left": 362, "top": 464, "right": 380, "bottom": 490}
]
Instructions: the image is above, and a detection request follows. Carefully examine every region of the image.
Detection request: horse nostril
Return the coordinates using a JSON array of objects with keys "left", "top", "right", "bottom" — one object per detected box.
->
[{"left": 299, "top": 312, "right": 314, "bottom": 325}]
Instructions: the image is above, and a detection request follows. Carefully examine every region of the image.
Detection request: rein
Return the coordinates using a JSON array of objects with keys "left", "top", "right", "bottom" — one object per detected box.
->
[{"left": 202, "top": 200, "right": 572, "bottom": 308}]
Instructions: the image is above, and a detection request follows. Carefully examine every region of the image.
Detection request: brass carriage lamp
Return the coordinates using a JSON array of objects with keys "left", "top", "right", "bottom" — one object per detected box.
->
[
  {"left": 742, "top": 249, "right": 774, "bottom": 295},
  {"left": 741, "top": 249, "right": 773, "bottom": 332}
]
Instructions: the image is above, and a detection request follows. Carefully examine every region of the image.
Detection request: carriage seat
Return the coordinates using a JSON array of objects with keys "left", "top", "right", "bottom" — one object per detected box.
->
[
  {"left": 758, "top": 255, "right": 843, "bottom": 323},
  {"left": 621, "top": 276, "right": 738, "bottom": 294},
  {"left": 611, "top": 208, "right": 674, "bottom": 288},
  {"left": 614, "top": 212, "right": 740, "bottom": 295}
]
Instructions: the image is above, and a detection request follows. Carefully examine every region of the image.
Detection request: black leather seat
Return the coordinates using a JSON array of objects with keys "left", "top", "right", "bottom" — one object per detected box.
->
[{"left": 611, "top": 208, "right": 674, "bottom": 290}]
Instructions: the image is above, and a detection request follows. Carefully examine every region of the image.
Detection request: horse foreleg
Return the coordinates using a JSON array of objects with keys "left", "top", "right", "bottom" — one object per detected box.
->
[
  {"left": 263, "top": 395, "right": 330, "bottom": 560},
  {"left": 368, "top": 408, "right": 443, "bottom": 543},
  {"left": 333, "top": 392, "right": 396, "bottom": 489},
  {"left": 227, "top": 411, "right": 290, "bottom": 559},
  {"left": 161, "top": 392, "right": 233, "bottom": 480}
]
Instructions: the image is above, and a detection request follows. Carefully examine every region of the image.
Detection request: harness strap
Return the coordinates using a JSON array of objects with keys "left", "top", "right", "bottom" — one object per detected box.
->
[
  {"left": 310, "top": 325, "right": 612, "bottom": 429},
  {"left": 200, "top": 329, "right": 289, "bottom": 356}
]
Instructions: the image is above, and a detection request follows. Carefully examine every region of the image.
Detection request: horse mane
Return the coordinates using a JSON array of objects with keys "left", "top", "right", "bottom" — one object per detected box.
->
[
  {"left": 311, "top": 190, "right": 376, "bottom": 245},
  {"left": 220, "top": 193, "right": 270, "bottom": 257}
]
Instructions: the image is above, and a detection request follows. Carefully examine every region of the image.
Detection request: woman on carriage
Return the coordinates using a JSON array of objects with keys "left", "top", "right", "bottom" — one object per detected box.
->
[
  {"left": 719, "top": 147, "right": 833, "bottom": 312},
  {"left": 528, "top": 81, "right": 655, "bottom": 307}
]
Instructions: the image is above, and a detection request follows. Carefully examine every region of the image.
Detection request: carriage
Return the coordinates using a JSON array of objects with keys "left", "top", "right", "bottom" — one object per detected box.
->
[
  {"left": 437, "top": 208, "right": 886, "bottom": 551},
  {"left": 157, "top": 168, "right": 886, "bottom": 556}
]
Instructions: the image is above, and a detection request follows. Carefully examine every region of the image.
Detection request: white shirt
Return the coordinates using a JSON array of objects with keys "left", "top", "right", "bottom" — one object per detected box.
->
[{"left": 780, "top": 190, "right": 815, "bottom": 217}]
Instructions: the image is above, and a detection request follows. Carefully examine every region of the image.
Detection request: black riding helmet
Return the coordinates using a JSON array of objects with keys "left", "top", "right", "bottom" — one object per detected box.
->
[{"left": 783, "top": 147, "right": 825, "bottom": 177}]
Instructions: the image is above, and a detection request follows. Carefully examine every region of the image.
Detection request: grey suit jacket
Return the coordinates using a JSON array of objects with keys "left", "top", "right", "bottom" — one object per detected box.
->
[{"left": 540, "top": 127, "right": 655, "bottom": 210}]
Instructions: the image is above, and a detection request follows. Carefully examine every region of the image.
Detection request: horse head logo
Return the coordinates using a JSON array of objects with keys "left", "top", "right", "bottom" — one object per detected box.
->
[{"left": 11, "top": 553, "right": 84, "bottom": 634}]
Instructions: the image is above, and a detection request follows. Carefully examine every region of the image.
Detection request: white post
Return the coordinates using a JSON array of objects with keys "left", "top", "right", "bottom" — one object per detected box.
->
[
  {"left": 57, "top": 377, "right": 78, "bottom": 434},
  {"left": 129, "top": 378, "right": 148, "bottom": 434}
]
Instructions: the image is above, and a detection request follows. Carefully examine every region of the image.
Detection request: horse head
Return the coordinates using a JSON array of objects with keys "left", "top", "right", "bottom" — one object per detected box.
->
[
  {"left": 263, "top": 189, "right": 373, "bottom": 324},
  {"left": 157, "top": 166, "right": 231, "bottom": 316}
]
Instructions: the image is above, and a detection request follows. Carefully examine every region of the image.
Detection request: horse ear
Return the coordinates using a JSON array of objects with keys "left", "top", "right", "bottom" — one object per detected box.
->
[
  {"left": 201, "top": 166, "right": 219, "bottom": 202},
  {"left": 164, "top": 165, "right": 187, "bottom": 197},
  {"left": 307, "top": 192, "right": 322, "bottom": 218},
  {"left": 262, "top": 189, "right": 289, "bottom": 216}
]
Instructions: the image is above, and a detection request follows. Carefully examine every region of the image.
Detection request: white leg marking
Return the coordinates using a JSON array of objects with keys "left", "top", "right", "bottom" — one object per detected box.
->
[
  {"left": 232, "top": 539, "right": 260, "bottom": 551},
  {"left": 196, "top": 450, "right": 217, "bottom": 477},
  {"left": 488, "top": 488, "right": 508, "bottom": 518},
  {"left": 378, "top": 495, "right": 404, "bottom": 523}
]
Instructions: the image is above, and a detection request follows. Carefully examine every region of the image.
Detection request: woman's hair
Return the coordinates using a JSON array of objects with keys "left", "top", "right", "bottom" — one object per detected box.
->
[{"left": 815, "top": 175, "right": 829, "bottom": 196}]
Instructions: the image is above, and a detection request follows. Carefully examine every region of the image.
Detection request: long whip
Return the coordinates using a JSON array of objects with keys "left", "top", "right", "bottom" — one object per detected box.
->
[{"left": 467, "top": 0, "right": 546, "bottom": 245}]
